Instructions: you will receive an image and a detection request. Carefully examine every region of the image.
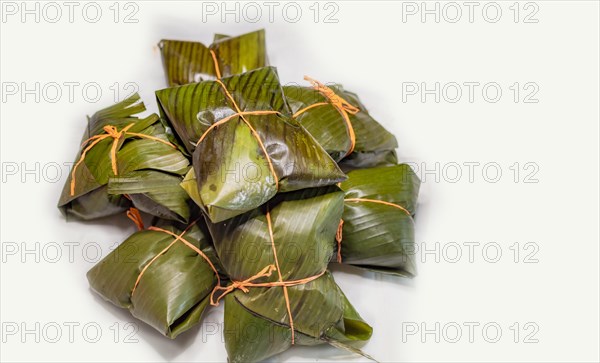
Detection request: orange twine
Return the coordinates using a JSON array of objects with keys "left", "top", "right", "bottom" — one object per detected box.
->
[
  {"left": 344, "top": 198, "right": 412, "bottom": 217},
  {"left": 293, "top": 76, "right": 360, "bottom": 156},
  {"left": 209, "top": 208, "right": 326, "bottom": 345},
  {"left": 130, "top": 220, "right": 221, "bottom": 297},
  {"left": 196, "top": 50, "right": 280, "bottom": 189},
  {"left": 335, "top": 219, "right": 344, "bottom": 263},
  {"left": 126, "top": 207, "right": 145, "bottom": 231},
  {"left": 210, "top": 49, "right": 222, "bottom": 79},
  {"left": 70, "top": 123, "right": 176, "bottom": 196}
]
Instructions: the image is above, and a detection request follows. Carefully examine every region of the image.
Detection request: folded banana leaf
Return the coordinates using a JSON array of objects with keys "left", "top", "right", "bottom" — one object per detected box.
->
[
  {"left": 57, "top": 94, "right": 192, "bottom": 222},
  {"left": 336, "top": 164, "right": 420, "bottom": 276},
  {"left": 159, "top": 29, "right": 267, "bottom": 86},
  {"left": 156, "top": 66, "right": 288, "bottom": 154},
  {"left": 180, "top": 168, "right": 203, "bottom": 208},
  {"left": 206, "top": 188, "right": 372, "bottom": 362},
  {"left": 156, "top": 67, "right": 346, "bottom": 223},
  {"left": 338, "top": 149, "right": 398, "bottom": 173},
  {"left": 108, "top": 170, "right": 193, "bottom": 222},
  {"left": 87, "top": 219, "right": 221, "bottom": 338},
  {"left": 284, "top": 81, "right": 398, "bottom": 163}
]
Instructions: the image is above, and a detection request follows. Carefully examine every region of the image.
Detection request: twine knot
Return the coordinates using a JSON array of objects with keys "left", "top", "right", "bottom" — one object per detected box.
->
[
  {"left": 211, "top": 264, "right": 277, "bottom": 304},
  {"left": 69, "top": 123, "right": 176, "bottom": 196},
  {"left": 293, "top": 76, "right": 360, "bottom": 157},
  {"left": 304, "top": 76, "right": 359, "bottom": 115},
  {"left": 102, "top": 125, "right": 123, "bottom": 138}
]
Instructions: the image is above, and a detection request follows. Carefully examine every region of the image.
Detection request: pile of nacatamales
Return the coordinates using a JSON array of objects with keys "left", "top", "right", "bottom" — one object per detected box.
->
[{"left": 58, "top": 29, "right": 420, "bottom": 362}]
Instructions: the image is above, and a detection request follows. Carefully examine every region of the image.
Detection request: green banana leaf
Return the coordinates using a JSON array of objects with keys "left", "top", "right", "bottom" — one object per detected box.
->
[
  {"left": 338, "top": 149, "right": 398, "bottom": 173},
  {"left": 108, "top": 170, "right": 192, "bottom": 222},
  {"left": 336, "top": 164, "right": 420, "bottom": 277},
  {"left": 159, "top": 29, "right": 268, "bottom": 86},
  {"left": 206, "top": 188, "right": 372, "bottom": 362},
  {"left": 212, "top": 33, "right": 230, "bottom": 42},
  {"left": 58, "top": 94, "right": 192, "bottom": 222},
  {"left": 87, "top": 220, "right": 220, "bottom": 338},
  {"left": 156, "top": 66, "right": 289, "bottom": 154},
  {"left": 180, "top": 168, "right": 202, "bottom": 207},
  {"left": 283, "top": 83, "right": 398, "bottom": 162},
  {"left": 63, "top": 185, "right": 130, "bottom": 220},
  {"left": 156, "top": 67, "right": 346, "bottom": 223}
]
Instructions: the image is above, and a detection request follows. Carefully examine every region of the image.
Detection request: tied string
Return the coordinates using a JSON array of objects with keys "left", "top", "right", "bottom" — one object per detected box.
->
[
  {"left": 336, "top": 199, "right": 413, "bottom": 263},
  {"left": 126, "top": 207, "right": 145, "bottom": 231},
  {"left": 131, "top": 220, "right": 221, "bottom": 297},
  {"left": 293, "top": 76, "right": 360, "bottom": 156},
  {"left": 209, "top": 208, "right": 325, "bottom": 345},
  {"left": 209, "top": 265, "right": 325, "bottom": 305},
  {"left": 195, "top": 50, "right": 280, "bottom": 190},
  {"left": 122, "top": 195, "right": 145, "bottom": 231},
  {"left": 344, "top": 198, "right": 412, "bottom": 217},
  {"left": 335, "top": 219, "right": 344, "bottom": 263},
  {"left": 70, "top": 123, "right": 176, "bottom": 196}
]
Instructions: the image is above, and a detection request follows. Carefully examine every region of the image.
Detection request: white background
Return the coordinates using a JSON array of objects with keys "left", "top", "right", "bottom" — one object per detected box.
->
[{"left": 1, "top": 1, "right": 599, "bottom": 362}]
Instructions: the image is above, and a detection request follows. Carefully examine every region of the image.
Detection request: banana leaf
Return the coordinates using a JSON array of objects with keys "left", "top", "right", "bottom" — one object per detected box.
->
[
  {"left": 213, "top": 34, "right": 228, "bottom": 41},
  {"left": 336, "top": 164, "right": 420, "bottom": 277},
  {"left": 206, "top": 188, "right": 372, "bottom": 362},
  {"left": 108, "top": 170, "right": 192, "bottom": 222},
  {"left": 180, "top": 168, "right": 202, "bottom": 208},
  {"left": 57, "top": 94, "right": 192, "bottom": 222},
  {"left": 87, "top": 220, "right": 221, "bottom": 338},
  {"left": 156, "top": 67, "right": 347, "bottom": 223},
  {"left": 338, "top": 149, "right": 398, "bottom": 173},
  {"left": 156, "top": 66, "right": 288, "bottom": 154},
  {"left": 159, "top": 29, "right": 268, "bottom": 86},
  {"left": 283, "top": 83, "right": 398, "bottom": 163}
]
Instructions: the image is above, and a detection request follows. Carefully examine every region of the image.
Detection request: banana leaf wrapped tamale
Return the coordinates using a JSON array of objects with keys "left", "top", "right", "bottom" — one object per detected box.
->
[
  {"left": 55, "top": 26, "right": 428, "bottom": 363},
  {"left": 335, "top": 164, "right": 420, "bottom": 277},
  {"left": 156, "top": 67, "right": 346, "bottom": 223},
  {"left": 283, "top": 78, "right": 398, "bottom": 164},
  {"left": 87, "top": 219, "right": 221, "bottom": 338},
  {"left": 206, "top": 188, "right": 373, "bottom": 362},
  {"left": 159, "top": 29, "right": 268, "bottom": 86},
  {"left": 57, "top": 94, "right": 192, "bottom": 222}
]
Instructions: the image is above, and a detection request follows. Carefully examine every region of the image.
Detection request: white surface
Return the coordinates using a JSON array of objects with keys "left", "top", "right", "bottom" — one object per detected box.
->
[{"left": 1, "top": 1, "right": 599, "bottom": 362}]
